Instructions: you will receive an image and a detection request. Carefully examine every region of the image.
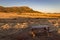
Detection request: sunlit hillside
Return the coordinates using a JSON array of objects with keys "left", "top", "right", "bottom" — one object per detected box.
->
[
  {"left": 0, "top": 12, "right": 60, "bottom": 18},
  {"left": 0, "top": 6, "right": 60, "bottom": 18},
  {"left": 0, "top": 6, "right": 40, "bottom": 13}
]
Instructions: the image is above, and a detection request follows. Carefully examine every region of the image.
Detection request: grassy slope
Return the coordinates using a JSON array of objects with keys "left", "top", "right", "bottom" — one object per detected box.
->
[{"left": 0, "top": 12, "right": 60, "bottom": 18}]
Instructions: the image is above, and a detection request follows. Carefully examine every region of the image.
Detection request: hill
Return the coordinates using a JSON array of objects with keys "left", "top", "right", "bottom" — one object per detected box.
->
[
  {"left": 0, "top": 6, "right": 60, "bottom": 18},
  {"left": 0, "top": 6, "right": 40, "bottom": 13}
]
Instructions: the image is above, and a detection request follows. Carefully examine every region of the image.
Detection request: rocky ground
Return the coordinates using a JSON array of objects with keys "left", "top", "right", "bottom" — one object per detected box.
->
[
  {"left": 0, "top": 18, "right": 60, "bottom": 40},
  {"left": 0, "top": 29, "right": 60, "bottom": 40}
]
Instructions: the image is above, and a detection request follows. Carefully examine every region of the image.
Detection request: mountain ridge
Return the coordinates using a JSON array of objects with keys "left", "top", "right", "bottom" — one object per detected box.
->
[{"left": 0, "top": 6, "right": 41, "bottom": 13}]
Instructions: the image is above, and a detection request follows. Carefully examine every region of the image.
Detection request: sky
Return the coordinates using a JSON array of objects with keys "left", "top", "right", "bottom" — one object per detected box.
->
[{"left": 0, "top": 0, "right": 60, "bottom": 13}]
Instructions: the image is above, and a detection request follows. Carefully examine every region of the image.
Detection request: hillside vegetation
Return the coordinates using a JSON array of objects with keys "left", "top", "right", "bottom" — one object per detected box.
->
[
  {"left": 0, "top": 6, "right": 60, "bottom": 18},
  {"left": 0, "top": 6, "right": 40, "bottom": 13}
]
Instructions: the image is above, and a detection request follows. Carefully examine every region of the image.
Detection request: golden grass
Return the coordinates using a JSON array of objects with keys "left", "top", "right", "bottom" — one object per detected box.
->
[{"left": 0, "top": 12, "right": 60, "bottom": 18}]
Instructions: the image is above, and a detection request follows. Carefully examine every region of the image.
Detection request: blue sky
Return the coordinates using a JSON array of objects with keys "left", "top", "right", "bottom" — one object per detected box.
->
[{"left": 0, "top": 0, "right": 60, "bottom": 13}]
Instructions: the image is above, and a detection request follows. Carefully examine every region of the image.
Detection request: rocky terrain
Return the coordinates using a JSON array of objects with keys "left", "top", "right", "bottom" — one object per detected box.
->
[
  {"left": 0, "top": 18, "right": 60, "bottom": 40},
  {"left": 0, "top": 6, "right": 60, "bottom": 40}
]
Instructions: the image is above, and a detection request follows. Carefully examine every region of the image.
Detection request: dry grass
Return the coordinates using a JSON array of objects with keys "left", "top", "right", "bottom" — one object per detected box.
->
[{"left": 0, "top": 12, "right": 60, "bottom": 18}]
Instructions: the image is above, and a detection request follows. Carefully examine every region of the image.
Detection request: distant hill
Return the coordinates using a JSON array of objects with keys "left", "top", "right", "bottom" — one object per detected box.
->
[
  {"left": 0, "top": 6, "right": 40, "bottom": 13},
  {"left": 0, "top": 6, "right": 60, "bottom": 18}
]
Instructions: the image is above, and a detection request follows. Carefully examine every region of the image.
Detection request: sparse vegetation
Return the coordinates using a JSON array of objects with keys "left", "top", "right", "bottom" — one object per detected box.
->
[
  {"left": 0, "top": 6, "right": 60, "bottom": 40},
  {"left": 0, "top": 6, "right": 40, "bottom": 13}
]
